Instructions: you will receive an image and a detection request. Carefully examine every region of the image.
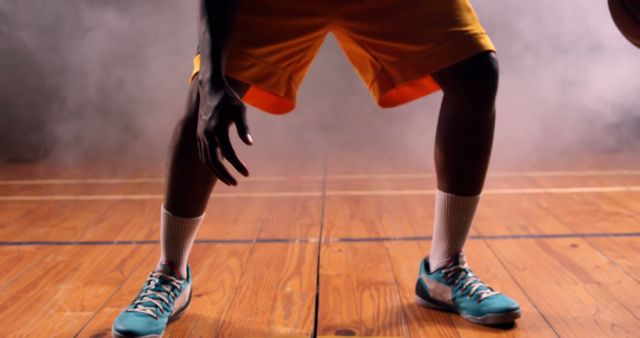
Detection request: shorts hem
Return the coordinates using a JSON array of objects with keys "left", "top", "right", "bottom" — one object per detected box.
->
[
  {"left": 225, "top": 52, "right": 298, "bottom": 114},
  {"left": 371, "top": 32, "right": 496, "bottom": 108}
]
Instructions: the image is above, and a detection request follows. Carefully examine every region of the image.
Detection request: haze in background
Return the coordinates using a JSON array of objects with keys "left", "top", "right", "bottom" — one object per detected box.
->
[{"left": 1, "top": 0, "right": 638, "bottom": 174}]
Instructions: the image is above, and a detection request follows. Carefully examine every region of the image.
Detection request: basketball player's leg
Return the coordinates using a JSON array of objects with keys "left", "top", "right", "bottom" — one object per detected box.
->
[
  {"left": 160, "top": 76, "right": 249, "bottom": 275},
  {"left": 112, "top": 77, "right": 249, "bottom": 338},
  {"left": 432, "top": 51, "right": 497, "bottom": 198},
  {"left": 414, "top": 52, "right": 520, "bottom": 325},
  {"left": 426, "top": 52, "right": 497, "bottom": 271},
  {"left": 166, "top": 77, "right": 250, "bottom": 217},
  {"left": 426, "top": 52, "right": 498, "bottom": 272},
  {"left": 163, "top": 80, "right": 215, "bottom": 218}
]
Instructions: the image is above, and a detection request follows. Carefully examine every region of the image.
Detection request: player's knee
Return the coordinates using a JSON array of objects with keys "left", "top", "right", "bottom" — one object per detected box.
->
[
  {"left": 436, "top": 52, "right": 499, "bottom": 107},
  {"left": 469, "top": 53, "right": 498, "bottom": 115},
  {"left": 477, "top": 53, "right": 500, "bottom": 100},
  {"left": 470, "top": 52, "right": 499, "bottom": 98}
]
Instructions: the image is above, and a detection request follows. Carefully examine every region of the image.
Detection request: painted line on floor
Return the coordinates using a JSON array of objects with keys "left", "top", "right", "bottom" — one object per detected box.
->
[
  {"left": 1, "top": 185, "right": 639, "bottom": 201},
  {"left": 1, "top": 232, "right": 639, "bottom": 246},
  {"left": 1, "top": 170, "right": 639, "bottom": 185}
]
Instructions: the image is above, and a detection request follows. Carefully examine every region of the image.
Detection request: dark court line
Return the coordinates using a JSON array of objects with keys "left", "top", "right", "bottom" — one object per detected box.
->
[
  {"left": 1, "top": 232, "right": 640, "bottom": 247},
  {"left": 311, "top": 156, "right": 328, "bottom": 338}
]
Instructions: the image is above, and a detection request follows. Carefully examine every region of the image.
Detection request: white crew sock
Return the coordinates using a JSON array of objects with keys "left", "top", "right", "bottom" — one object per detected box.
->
[
  {"left": 158, "top": 206, "right": 203, "bottom": 278},
  {"left": 429, "top": 190, "right": 480, "bottom": 272}
]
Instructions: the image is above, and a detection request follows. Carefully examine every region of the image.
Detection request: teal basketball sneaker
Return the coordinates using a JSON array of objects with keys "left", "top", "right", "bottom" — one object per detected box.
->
[
  {"left": 112, "top": 264, "right": 192, "bottom": 338},
  {"left": 415, "top": 252, "right": 521, "bottom": 325}
]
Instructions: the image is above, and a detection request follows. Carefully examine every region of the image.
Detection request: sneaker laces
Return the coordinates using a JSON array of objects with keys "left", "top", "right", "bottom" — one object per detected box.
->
[
  {"left": 126, "top": 271, "right": 185, "bottom": 319},
  {"left": 442, "top": 254, "right": 499, "bottom": 302}
]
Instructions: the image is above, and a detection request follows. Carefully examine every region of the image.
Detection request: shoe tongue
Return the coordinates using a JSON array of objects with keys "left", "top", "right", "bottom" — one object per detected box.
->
[
  {"left": 155, "top": 262, "right": 182, "bottom": 279},
  {"left": 450, "top": 251, "right": 467, "bottom": 267}
]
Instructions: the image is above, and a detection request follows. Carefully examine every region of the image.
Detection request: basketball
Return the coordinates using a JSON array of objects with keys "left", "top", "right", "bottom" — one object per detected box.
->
[{"left": 608, "top": 0, "right": 640, "bottom": 48}]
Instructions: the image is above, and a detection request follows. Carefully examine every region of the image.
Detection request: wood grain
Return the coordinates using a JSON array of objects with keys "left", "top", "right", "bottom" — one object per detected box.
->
[
  {"left": 216, "top": 243, "right": 317, "bottom": 337},
  {"left": 0, "top": 245, "right": 154, "bottom": 337},
  {"left": 384, "top": 240, "right": 557, "bottom": 337},
  {"left": 587, "top": 237, "right": 640, "bottom": 282},
  {"left": 316, "top": 242, "right": 408, "bottom": 336},
  {"left": 489, "top": 238, "right": 640, "bottom": 337},
  {"left": 1, "top": 160, "right": 639, "bottom": 336}
]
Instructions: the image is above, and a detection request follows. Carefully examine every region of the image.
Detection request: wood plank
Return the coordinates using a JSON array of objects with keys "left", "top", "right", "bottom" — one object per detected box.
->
[
  {"left": 0, "top": 244, "right": 154, "bottom": 336},
  {"left": 0, "top": 200, "right": 118, "bottom": 242},
  {"left": 326, "top": 177, "right": 436, "bottom": 192},
  {"left": 316, "top": 242, "right": 407, "bottom": 336},
  {"left": 452, "top": 241, "right": 557, "bottom": 337},
  {"left": 0, "top": 196, "right": 322, "bottom": 243},
  {"left": 588, "top": 237, "right": 640, "bottom": 282},
  {"left": 0, "top": 181, "right": 154, "bottom": 197},
  {"left": 323, "top": 177, "right": 570, "bottom": 241},
  {"left": 163, "top": 244, "right": 255, "bottom": 337},
  {"left": 0, "top": 201, "right": 83, "bottom": 241},
  {"left": 535, "top": 192, "right": 639, "bottom": 233},
  {"left": 199, "top": 197, "right": 280, "bottom": 240},
  {"left": 473, "top": 194, "right": 574, "bottom": 236},
  {"left": 0, "top": 175, "right": 321, "bottom": 197},
  {"left": 384, "top": 240, "right": 556, "bottom": 337},
  {"left": 324, "top": 195, "right": 432, "bottom": 239},
  {"left": 39, "top": 245, "right": 155, "bottom": 336},
  {"left": 600, "top": 191, "right": 640, "bottom": 217},
  {"left": 77, "top": 244, "right": 252, "bottom": 337},
  {"left": 0, "top": 246, "right": 59, "bottom": 289},
  {"left": 78, "top": 244, "right": 319, "bottom": 337},
  {"left": 0, "top": 200, "right": 158, "bottom": 242},
  {"left": 0, "top": 201, "right": 40, "bottom": 227},
  {"left": 322, "top": 194, "right": 487, "bottom": 240},
  {"left": 216, "top": 243, "right": 317, "bottom": 337},
  {"left": 383, "top": 240, "right": 464, "bottom": 337},
  {"left": 527, "top": 175, "right": 640, "bottom": 189},
  {"left": 255, "top": 197, "right": 322, "bottom": 239},
  {"left": 525, "top": 175, "right": 639, "bottom": 234},
  {"left": 489, "top": 238, "right": 640, "bottom": 336},
  {"left": 0, "top": 160, "right": 164, "bottom": 181},
  {"left": 324, "top": 176, "right": 535, "bottom": 196},
  {"left": 92, "top": 201, "right": 159, "bottom": 242},
  {"left": 202, "top": 196, "right": 323, "bottom": 240}
]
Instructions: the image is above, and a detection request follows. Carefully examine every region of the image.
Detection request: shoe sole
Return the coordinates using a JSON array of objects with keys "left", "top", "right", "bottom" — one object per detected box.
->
[
  {"left": 112, "top": 333, "right": 160, "bottom": 338},
  {"left": 416, "top": 295, "right": 521, "bottom": 325},
  {"left": 112, "top": 288, "right": 192, "bottom": 338}
]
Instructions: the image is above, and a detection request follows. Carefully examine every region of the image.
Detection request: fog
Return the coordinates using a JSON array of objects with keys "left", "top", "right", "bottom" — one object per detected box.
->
[{"left": 1, "top": 0, "right": 638, "bottom": 173}]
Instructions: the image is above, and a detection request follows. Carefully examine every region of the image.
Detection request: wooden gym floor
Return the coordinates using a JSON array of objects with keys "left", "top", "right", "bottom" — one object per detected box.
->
[{"left": 0, "top": 153, "right": 639, "bottom": 337}]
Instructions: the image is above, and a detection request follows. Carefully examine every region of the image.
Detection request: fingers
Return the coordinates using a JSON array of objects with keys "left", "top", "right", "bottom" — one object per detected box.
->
[
  {"left": 196, "top": 97, "right": 252, "bottom": 185},
  {"left": 198, "top": 137, "right": 238, "bottom": 186},
  {"left": 208, "top": 147, "right": 238, "bottom": 186},
  {"left": 218, "top": 130, "right": 249, "bottom": 177},
  {"left": 234, "top": 106, "right": 253, "bottom": 146}
]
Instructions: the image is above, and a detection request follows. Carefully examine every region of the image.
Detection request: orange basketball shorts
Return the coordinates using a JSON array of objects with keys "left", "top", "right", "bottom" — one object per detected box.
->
[{"left": 191, "top": 0, "right": 495, "bottom": 114}]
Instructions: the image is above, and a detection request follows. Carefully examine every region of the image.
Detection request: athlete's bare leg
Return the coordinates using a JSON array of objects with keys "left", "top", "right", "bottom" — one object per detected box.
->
[
  {"left": 418, "top": 51, "right": 519, "bottom": 324},
  {"left": 164, "top": 77, "right": 250, "bottom": 217},
  {"left": 432, "top": 51, "right": 498, "bottom": 196},
  {"left": 428, "top": 51, "right": 498, "bottom": 271}
]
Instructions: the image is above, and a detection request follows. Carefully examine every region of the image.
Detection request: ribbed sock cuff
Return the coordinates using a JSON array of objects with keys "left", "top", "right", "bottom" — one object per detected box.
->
[
  {"left": 429, "top": 190, "right": 480, "bottom": 271},
  {"left": 159, "top": 206, "right": 204, "bottom": 278}
]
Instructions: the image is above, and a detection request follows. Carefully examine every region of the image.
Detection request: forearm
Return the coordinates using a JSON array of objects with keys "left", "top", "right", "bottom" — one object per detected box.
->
[{"left": 198, "top": 0, "right": 237, "bottom": 91}]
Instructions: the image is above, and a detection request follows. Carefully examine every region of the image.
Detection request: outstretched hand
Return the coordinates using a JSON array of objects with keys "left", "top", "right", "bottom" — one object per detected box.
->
[{"left": 196, "top": 85, "right": 253, "bottom": 186}]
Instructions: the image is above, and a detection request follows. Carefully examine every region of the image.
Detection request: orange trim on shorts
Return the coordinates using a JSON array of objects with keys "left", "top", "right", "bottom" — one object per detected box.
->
[{"left": 373, "top": 33, "right": 496, "bottom": 108}]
